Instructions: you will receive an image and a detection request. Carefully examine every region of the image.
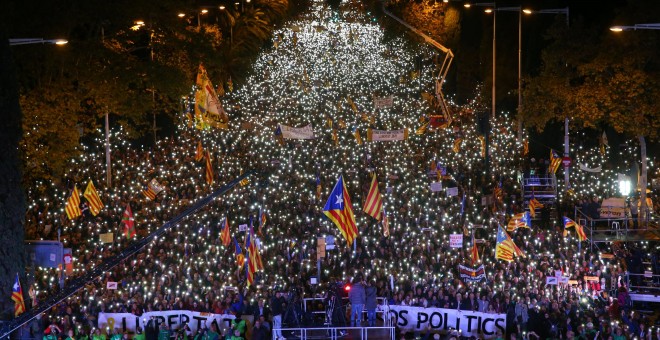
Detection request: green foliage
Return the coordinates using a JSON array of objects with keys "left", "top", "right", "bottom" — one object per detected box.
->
[
  {"left": 7, "top": 0, "right": 299, "bottom": 183},
  {"left": 523, "top": 16, "right": 660, "bottom": 140}
]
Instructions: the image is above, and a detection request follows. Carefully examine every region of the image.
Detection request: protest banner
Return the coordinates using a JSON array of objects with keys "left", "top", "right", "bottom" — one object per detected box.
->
[
  {"left": 388, "top": 306, "right": 506, "bottom": 338},
  {"left": 99, "top": 311, "right": 236, "bottom": 335},
  {"left": 367, "top": 128, "right": 408, "bottom": 141},
  {"left": 279, "top": 124, "right": 316, "bottom": 139},
  {"left": 449, "top": 234, "right": 463, "bottom": 248}
]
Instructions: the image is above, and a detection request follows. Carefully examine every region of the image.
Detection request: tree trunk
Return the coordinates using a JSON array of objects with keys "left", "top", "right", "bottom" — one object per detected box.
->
[
  {"left": 638, "top": 135, "right": 648, "bottom": 228},
  {"left": 0, "top": 36, "right": 27, "bottom": 318}
]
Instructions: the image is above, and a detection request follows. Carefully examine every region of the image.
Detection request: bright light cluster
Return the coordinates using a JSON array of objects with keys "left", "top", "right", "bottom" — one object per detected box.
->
[{"left": 24, "top": 0, "right": 649, "bottom": 327}]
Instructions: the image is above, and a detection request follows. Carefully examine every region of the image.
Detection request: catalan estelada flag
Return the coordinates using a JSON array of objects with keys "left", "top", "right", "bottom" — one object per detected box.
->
[
  {"left": 65, "top": 185, "right": 82, "bottom": 220},
  {"left": 316, "top": 173, "right": 322, "bottom": 201},
  {"left": 363, "top": 173, "right": 383, "bottom": 220},
  {"left": 507, "top": 212, "right": 531, "bottom": 232},
  {"left": 496, "top": 225, "right": 524, "bottom": 262},
  {"left": 323, "top": 175, "right": 358, "bottom": 246},
  {"left": 220, "top": 217, "right": 231, "bottom": 247},
  {"left": 528, "top": 193, "right": 544, "bottom": 218},
  {"left": 12, "top": 273, "right": 25, "bottom": 317},
  {"left": 234, "top": 237, "right": 244, "bottom": 268},
  {"left": 549, "top": 149, "right": 562, "bottom": 174},
  {"left": 83, "top": 181, "right": 104, "bottom": 216},
  {"left": 563, "top": 216, "right": 588, "bottom": 241}
]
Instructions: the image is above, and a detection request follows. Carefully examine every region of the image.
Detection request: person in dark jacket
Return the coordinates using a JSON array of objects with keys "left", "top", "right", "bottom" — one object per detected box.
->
[
  {"left": 252, "top": 320, "right": 269, "bottom": 340},
  {"left": 348, "top": 278, "right": 366, "bottom": 326},
  {"left": 145, "top": 317, "right": 158, "bottom": 340},
  {"left": 271, "top": 291, "right": 285, "bottom": 339},
  {"left": 365, "top": 280, "right": 378, "bottom": 326}
]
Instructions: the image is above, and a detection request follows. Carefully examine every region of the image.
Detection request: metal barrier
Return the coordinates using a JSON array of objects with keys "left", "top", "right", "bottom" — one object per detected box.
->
[
  {"left": 273, "top": 326, "right": 395, "bottom": 340},
  {"left": 625, "top": 272, "right": 660, "bottom": 295},
  {"left": 302, "top": 297, "right": 391, "bottom": 327}
]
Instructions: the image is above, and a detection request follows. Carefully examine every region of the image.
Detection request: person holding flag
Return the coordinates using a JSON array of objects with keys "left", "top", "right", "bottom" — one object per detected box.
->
[{"left": 323, "top": 174, "right": 358, "bottom": 246}]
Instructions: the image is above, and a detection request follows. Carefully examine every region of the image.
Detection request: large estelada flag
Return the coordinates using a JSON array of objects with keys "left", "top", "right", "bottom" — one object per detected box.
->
[
  {"left": 323, "top": 175, "right": 358, "bottom": 246},
  {"left": 83, "top": 181, "right": 104, "bottom": 216},
  {"left": 496, "top": 225, "right": 524, "bottom": 262},
  {"left": 507, "top": 212, "right": 531, "bottom": 232},
  {"left": 363, "top": 173, "right": 383, "bottom": 220}
]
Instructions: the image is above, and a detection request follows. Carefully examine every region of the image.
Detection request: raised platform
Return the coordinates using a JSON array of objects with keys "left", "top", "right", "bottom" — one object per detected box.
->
[{"left": 629, "top": 293, "right": 660, "bottom": 303}]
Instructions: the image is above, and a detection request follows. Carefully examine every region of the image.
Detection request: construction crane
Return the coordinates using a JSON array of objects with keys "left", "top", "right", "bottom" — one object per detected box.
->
[{"left": 381, "top": 3, "right": 455, "bottom": 128}]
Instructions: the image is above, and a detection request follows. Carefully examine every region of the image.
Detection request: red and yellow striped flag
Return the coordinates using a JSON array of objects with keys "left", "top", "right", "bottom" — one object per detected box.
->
[
  {"left": 83, "top": 181, "right": 104, "bottom": 216},
  {"left": 470, "top": 234, "right": 480, "bottom": 266},
  {"left": 195, "top": 141, "right": 204, "bottom": 162},
  {"left": 205, "top": 150, "right": 213, "bottom": 185},
  {"left": 220, "top": 217, "right": 231, "bottom": 247},
  {"left": 363, "top": 173, "right": 383, "bottom": 220},
  {"left": 65, "top": 186, "right": 82, "bottom": 220}
]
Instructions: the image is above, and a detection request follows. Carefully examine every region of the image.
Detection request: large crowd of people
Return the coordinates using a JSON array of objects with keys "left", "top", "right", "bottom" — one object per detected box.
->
[
  {"left": 19, "top": 114, "right": 660, "bottom": 340},
  {"left": 17, "top": 1, "right": 660, "bottom": 339}
]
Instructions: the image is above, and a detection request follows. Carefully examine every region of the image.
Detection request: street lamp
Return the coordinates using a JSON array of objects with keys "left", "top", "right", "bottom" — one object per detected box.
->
[
  {"left": 464, "top": 2, "right": 496, "bottom": 119},
  {"left": 219, "top": 6, "right": 234, "bottom": 46},
  {"left": 526, "top": 7, "right": 570, "bottom": 187},
  {"left": 485, "top": 6, "right": 529, "bottom": 137},
  {"left": 610, "top": 23, "right": 660, "bottom": 31},
  {"left": 9, "top": 39, "right": 68, "bottom": 46}
]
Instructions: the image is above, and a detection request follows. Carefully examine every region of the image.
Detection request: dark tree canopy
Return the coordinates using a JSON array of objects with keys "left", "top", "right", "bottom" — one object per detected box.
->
[{"left": 0, "top": 35, "right": 27, "bottom": 320}]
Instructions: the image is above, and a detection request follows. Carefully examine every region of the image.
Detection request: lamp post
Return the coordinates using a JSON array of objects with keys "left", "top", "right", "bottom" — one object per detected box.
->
[
  {"left": 610, "top": 23, "right": 660, "bottom": 31},
  {"left": 219, "top": 6, "right": 234, "bottom": 46},
  {"left": 198, "top": 9, "right": 208, "bottom": 29},
  {"left": 528, "top": 7, "right": 570, "bottom": 187},
  {"left": 465, "top": 2, "right": 496, "bottom": 119},
  {"left": 9, "top": 39, "right": 67, "bottom": 46}
]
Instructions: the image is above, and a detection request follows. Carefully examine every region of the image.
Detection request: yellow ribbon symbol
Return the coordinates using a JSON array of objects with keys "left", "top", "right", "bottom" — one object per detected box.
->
[{"left": 107, "top": 317, "right": 116, "bottom": 331}]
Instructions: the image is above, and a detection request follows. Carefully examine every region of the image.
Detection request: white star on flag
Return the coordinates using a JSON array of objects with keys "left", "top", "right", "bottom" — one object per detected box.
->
[{"left": 335, "top": 194, "right": 343, "bottom": 208}]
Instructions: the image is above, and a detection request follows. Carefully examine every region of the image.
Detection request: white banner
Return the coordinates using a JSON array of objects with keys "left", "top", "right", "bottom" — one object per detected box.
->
[
  {"left": 279, "top": 124, "right": 315, "bottom": 140},
  {"left": 430, "top": 182, "right": 443, "bottom": 192},
  {"left": 446, "top": 187, "right": 458, "bottom": 197},
  {"left": 388, "top": 306, "right": 505, "bottom": 338},
  {"left": 374, "top": 95, "right": 394, "bottom": 109},
  {"left": 367, "top": 128, "right": 408, "bottom": 142},
  {"left": 449, "top": 234, "right": 463, "bottom": 248},
  {"left": 99, "top": 311, "right": 235, "bottom": 335},
  {"left": 579, "top": 164, "right": 602, "bottom": 173}
]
